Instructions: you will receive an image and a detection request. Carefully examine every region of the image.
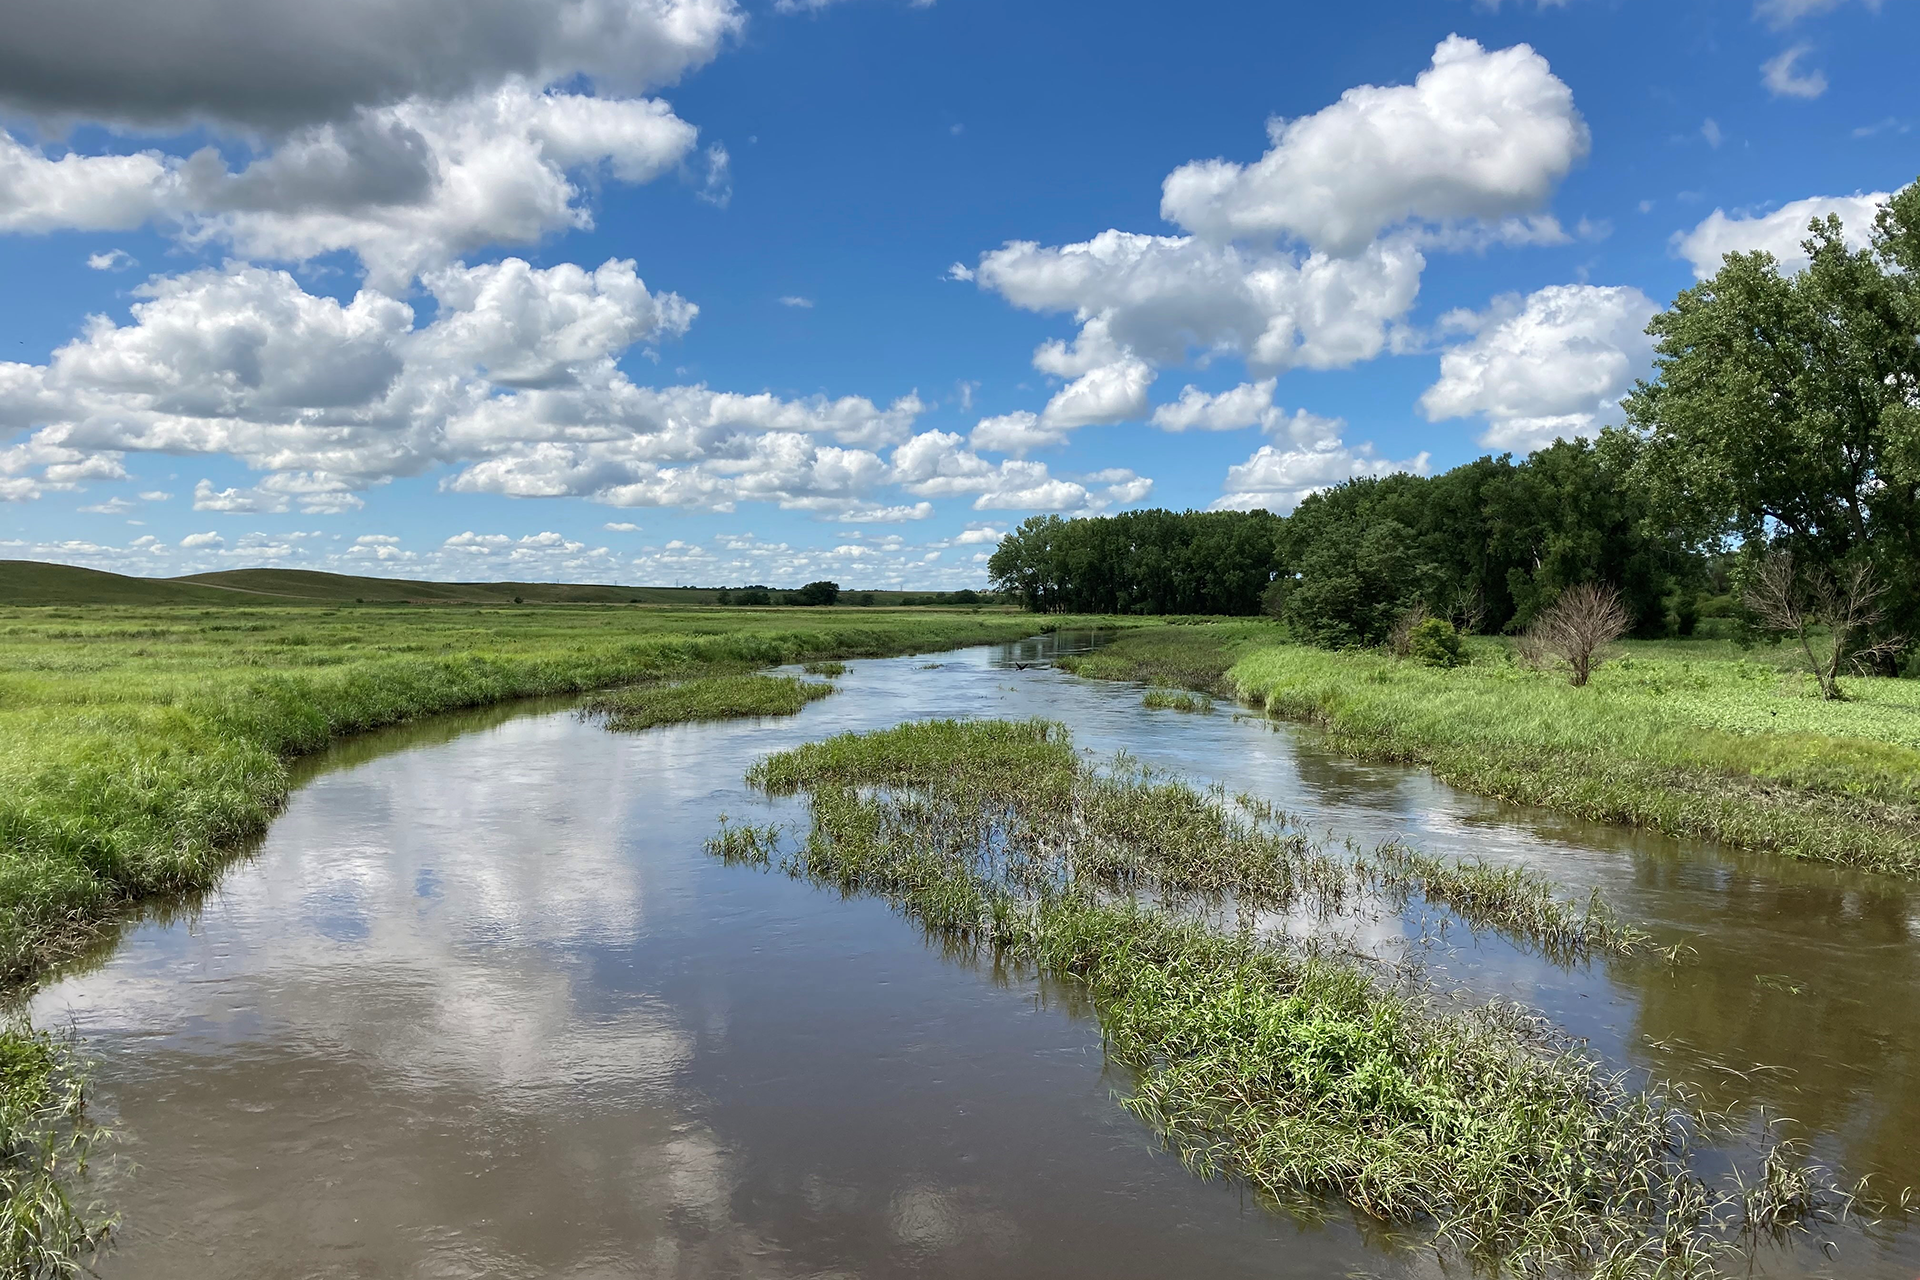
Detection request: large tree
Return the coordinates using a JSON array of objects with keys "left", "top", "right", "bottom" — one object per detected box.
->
[{"left": 1620, "top": 177, "right": 1920, "bottom": 653}]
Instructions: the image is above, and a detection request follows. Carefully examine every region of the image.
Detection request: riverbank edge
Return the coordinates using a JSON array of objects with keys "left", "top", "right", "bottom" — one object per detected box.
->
[
  {"left": 4, "top": 612, "right": 1129, "bottom": 994},
  {"left": 0, "top": 612, "right": 1136, "bottom": 1274},
  {"left": 1053, "top": 625, "right": 1920, "bottom": 876}
]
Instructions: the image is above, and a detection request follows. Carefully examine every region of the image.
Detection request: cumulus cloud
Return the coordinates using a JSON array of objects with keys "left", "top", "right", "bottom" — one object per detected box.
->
[
  {"left": 1213, "top": 408, "right": 1428, "bottom": 513},
  {"left": 1672, "top": 192, "right": 1888, "bottom": 277},
  {"left": 0, "top": 256, "right": 965, "bottom": 517},
  {"left": 86, "top": 248, "right": 135, "bottom": 271},
  {"left": 1149, "top": 379, "right": 1280, "bottom": 432},
  {"left": 0, "top": 86, "right": 704, "bottom": 288},
  {"left": 0, "top": 0, "right": 741, "bottom": 129},
  {"left": 1419, "top": 283, "right": 1657, "bottom": 452},
  {"left": 1160, "top": 36, "right": 1588, "bottom": 255},
  {"left": 1762, "top": 45, "right": 1828, "bottom": 98},
  {"left": 955, "top": 38, "right": 1588, "bottom": 445},
  {"left": 890, "top": 430, "right": 1150, "bottom": 513}
]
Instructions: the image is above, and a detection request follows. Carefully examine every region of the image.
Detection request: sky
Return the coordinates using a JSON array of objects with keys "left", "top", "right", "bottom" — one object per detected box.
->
[{"left": 0, "top": 0, "right": 1914, "bottom": 589}]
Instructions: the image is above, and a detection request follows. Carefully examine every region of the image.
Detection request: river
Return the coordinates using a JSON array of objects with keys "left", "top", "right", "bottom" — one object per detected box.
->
[{"left": 30, "top": 633, "right": 1920, "bottom": 1278}]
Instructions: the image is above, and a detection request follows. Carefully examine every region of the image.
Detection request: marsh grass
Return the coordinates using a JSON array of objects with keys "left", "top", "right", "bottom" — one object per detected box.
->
[
  {"left": 1360, "top": 840, "right": 1658, "bottom": 961},
  {"left": 583, "top": 674, "right": 835, "bottom": 731},
  {"left": 0, "top": 1023, "right": 111, "bottom": 1275},
  {"left": 1229, "top": 642, "right": 1920, "bottom": 875},
  {"left": 802, "top": 660, "right": 848, "bottom": 677},
  {"left": 1142, "top": 689, "right": 1213, "bottom": 713},
  {"left": 728, "top": 718, "right": 1854, "bottom": 1277}
]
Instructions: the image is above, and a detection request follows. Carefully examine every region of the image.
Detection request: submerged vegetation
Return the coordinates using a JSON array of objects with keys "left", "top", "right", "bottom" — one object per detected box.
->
[
  {"left": 724, "top": 718, "right": 1854, "bottom": 1276},
  {"left": 0, "top": 1023, "right": 111, "bottom": 1276},
  {"left": 1056, "top": 626, "right": 1920, "bottom": 876},
  {"left": 583, "top": 673, "right": 835, "bottom": 731}
]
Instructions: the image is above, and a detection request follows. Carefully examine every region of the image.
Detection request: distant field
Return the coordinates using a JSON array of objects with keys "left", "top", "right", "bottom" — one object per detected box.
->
[{"left": 0, "top": 561, "right": 962, "bottom": 607}]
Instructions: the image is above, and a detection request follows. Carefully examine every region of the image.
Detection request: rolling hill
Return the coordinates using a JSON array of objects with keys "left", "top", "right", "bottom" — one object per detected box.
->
[{"left": 0, "top": 561, "right": 723, "bottom": 606}]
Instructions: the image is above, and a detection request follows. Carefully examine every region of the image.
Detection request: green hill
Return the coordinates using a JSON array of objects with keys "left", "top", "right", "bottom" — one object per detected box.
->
[{"left": 0, "top": 561, "right": 721, "bottom": 606}]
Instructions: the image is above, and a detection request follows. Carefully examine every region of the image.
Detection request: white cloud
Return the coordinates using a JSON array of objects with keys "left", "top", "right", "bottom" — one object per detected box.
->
[
  {"left": 86, "top": 248, "right": 135, "bottom": 271},
  {"left": 1701, "top": 118, "right": 1723, "bottom": 148},
  {"left": 1038, "top": 357, "right": 1154, "bottom": 430},
  {"left": 1213, "top": 408, "right": 1428, "bottom": 512},
  {"left": 179, "top": 530, "right": 224, "bottom": 548},
  {"left": 192, "top": 479, "right": 289, "bottom": 514},
  {"left": 1753, "top": 0, "right": 1869, "bottom": 29},
  {"left": 1673, "top": 192, "right": 1887, "bottom": 277},
  {"left": 975, "top": 230, "right": 1426, "bottom": 373},
  {"left": 890, "top": 430, "right": 1150, "bottom": 513},
  {"left": 1419, "top": 283, "right": 1657, "bottom": 451},
  {"left": 969, "top": 411, "right": 1066, "bottom": 457},
  {"left": 0, "top": 85, "right": 704, "bottom": 289},
  {"left": 604, "top": 521, "right": 640, "bottom": 531},
  {"left": 777, "top": 295, "right": 814, "bottom": 308},
  {"left": 1159, "top": 36, "right": 1587, "bottom": 255},
  {"left": 1150, "top": 379, "right": 1279, "bottom": 432},
  {"left": 1762, "top": 45, "right": 1828, "bottom": 98}
]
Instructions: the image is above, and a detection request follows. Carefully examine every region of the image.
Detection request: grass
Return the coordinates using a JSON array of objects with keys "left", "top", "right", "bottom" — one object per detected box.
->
[
  {"left": 0, "top": 1022, "right": 111, "bottom": 1275},
  {"left": 1055, "top": 619, "right": 1275, "bottom": 692},
  {"left": 0, "top": 604, "right": 1138, "bottom": 1275},
  {"left": 802, "top": 660, "right": 848, "bottom": 677},
  {"left": 0, "top": 605, "right": 1140, "bottom": 987},
  {"left": 724, "top": 719, "right": 1852, "bottom": 1277},
  {"left": 583, "top": 673, "right": 835, "bottom": 731},
  {"left": 1142, "top": 688, "right": 1213, "bottom": 713},
  {"left": 1228, "top": 641, "right": 1920, "bottom": 875}
]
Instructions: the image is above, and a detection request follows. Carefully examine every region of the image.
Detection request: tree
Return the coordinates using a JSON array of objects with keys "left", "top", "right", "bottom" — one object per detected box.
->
[
  {"left": 796, "top": 580, "right": 840, "bottom": 606},
  {"left": 1744, "top": 552, "right": 1903, "bottom": 700},
  {"left": 1521, "top": 583, "right": 1630, "bottom": 687},
  {"left": 1622, "top": 176, "right": 1920, "bottom": 665}
]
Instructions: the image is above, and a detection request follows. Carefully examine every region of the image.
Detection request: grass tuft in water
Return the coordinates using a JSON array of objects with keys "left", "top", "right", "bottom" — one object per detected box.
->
[
  {"left": 1142, "top": 689, "right": 1213, "bottom": 713},
  {"left": 1360, "top": 839, "right": 1659, "bottom": 960},
  {"left": 583, "top": 674, "right": 834, "bottom": 732},
  {"left": 802, "top": 660, "right": 848, "bottom": 677},
  {"left": 0, "top": 1023, "right": 112, "bottom": 1275},
  {"left": 726, "top": 719, "right": 1855, "bottom": 1277}
]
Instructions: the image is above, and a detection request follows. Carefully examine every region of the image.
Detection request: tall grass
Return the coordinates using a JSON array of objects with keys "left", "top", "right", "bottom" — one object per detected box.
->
[
  {"left": 0, "top": 1023, "right": 111, "bottom": 1275},
  {"left": 1229, "top": 643, "right": 1920, "bottom": 875},
  {"left": 582, "top": 674, "right": 834, "bottom": 731},
  {"left": 727, "top": 719, "right": 1853, "bottom": 1276}
]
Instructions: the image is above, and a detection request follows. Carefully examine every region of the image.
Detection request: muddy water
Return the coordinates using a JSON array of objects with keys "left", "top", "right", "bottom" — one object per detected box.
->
[{"left": 29, "top": 635, "right": 1920, "bottom": 1278}]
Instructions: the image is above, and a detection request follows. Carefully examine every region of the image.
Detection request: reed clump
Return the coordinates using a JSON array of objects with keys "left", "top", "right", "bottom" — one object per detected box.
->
[
  {"left": 583, "top": 674, "right": 834, "bottom": 731},
  {"left": 726, "top": 719, "right": 1853, "bottom": 1276},
  {"left": 0, "top": 1023, "right": 111, "bottom": 1276},
  {"left": 1142, "top": 688, "right": 1212, "bottom": 713},
  {"left": 802, "top": 660, "right": 848, "bottom": 677}
]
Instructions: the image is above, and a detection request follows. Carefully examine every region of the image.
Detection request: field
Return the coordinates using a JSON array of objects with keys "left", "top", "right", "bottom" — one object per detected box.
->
[
  {"left": 0, "top": 601, "right": 1118, "bottom": 984},
  {"left": 1056, "top": 624, "right": 1920, "bottom": 875}
]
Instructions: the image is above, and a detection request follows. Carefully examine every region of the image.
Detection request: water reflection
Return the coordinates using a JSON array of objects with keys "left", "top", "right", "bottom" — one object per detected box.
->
[{"left": 26, "top": 633, "right": 1920, "bottom": 1278}]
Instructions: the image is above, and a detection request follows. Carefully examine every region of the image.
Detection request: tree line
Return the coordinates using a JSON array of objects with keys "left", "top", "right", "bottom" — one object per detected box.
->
[{"left": 990, "top": 175, "right": 1920, "bottom": 678}]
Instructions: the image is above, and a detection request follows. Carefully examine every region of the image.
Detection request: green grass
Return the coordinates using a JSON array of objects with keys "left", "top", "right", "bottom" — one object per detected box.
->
[
  {"left": 1227, "top": 641, "right": 1920, "bottom": 875},
  {"left": 726, "top": 719, "right": 1848, "bottom": 1277},
  {"left": 801, "top": 660, "right": 848, "bottom": 676},
  {"left": 583, "top": 674, "right": 835, "bottom": 731},
  {"left": 1142, "top": 688, "right": 1213, "bottom": 713},
  {"left": 0, "top": 605, "right": 1134, "bottom": 984},
  {"left": 1, "top": 1022, "right": 110, "bottom": 1274},
  {"left": 1054, "top": 619, "right": 1276, "bottom": 692}
]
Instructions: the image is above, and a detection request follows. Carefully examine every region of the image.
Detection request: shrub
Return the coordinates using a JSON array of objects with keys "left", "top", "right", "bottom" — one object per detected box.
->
[{"left": 1405, "top": 616, "right": 1464, "bottom": 668}]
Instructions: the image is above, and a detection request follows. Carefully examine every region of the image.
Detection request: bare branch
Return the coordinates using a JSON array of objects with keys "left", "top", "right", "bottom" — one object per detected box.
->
[{"left": 1524, "top": 583, "right": 1632, "bottom": 687}]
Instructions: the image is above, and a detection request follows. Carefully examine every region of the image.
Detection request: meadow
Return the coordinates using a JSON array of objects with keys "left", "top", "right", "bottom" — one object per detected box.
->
[{"left": 1059, "top": 623, "right": 1920, "bottom": 876}]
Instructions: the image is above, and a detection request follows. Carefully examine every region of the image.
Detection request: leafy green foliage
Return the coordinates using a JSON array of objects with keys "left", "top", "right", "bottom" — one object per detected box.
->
[
  {"left": 1622, "top": 175, "right": 1920, "bottom": 658},
  {"left": 1405, "top": 616, "right": 1464, "bottom": 668},
  {"left": 989, "top": 509, "right": 1284, "bottom": 615}
]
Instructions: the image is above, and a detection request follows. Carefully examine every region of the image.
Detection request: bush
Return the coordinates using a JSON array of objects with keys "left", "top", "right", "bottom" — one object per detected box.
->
[{"left": 1405, "top": 616, "right": 1464, "bottom": 668}]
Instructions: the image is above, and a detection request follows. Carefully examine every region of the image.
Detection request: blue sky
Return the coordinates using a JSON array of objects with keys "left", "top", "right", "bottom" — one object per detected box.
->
[{"left": 1, "top": 0, "right": 1914, "bottom": 587}]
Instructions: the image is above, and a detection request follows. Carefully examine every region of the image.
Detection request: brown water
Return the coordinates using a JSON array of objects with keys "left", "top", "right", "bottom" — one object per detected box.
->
[{"left": 29, "top": 635, "right": 1920, "bottom": 1278}]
